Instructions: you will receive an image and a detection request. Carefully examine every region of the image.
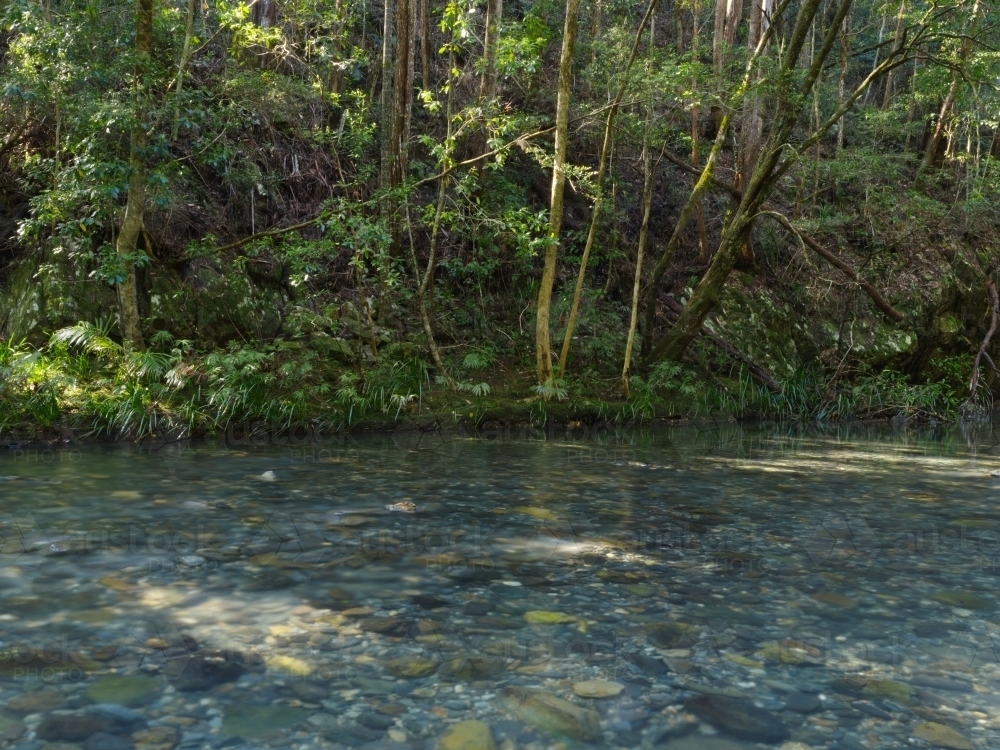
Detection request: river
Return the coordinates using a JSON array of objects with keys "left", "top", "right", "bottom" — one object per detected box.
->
[{"left": 1, "top": 423, "right": 998, "bottom": 750}]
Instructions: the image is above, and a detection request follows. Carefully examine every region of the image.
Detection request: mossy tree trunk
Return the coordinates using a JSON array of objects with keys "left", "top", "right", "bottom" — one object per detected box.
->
[
  {"left": 915, "top": 0, "right": 980, "bottom": 186},
  {"left": 379, "top": 0, "right": 397, "bottom": 192},
  {"left": 557, "top": 0, "right": 658, "bottom": 377},
  {"left": 646, "top": 0, "right": 858, "bottom": 365},
  {"left": 116, "top": 0, "right": 153, "bottom": 351},
  {"left": 535, "top": 0, "right": 580, "bottom": 385}
]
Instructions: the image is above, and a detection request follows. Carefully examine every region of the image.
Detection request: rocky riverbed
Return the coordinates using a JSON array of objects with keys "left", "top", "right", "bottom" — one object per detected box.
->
[{"left": 2, "top": 426, "right": 1000, "bottom": 750}]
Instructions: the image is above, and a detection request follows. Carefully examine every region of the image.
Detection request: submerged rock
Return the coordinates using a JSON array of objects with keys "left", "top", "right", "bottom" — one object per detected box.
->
[
  {"left": 386, "top": 656, "right": 440, "bottom": 678},
  {"left": 37, "top": 715, "right": 111, "bottom": 742},
  {"left": 523, "top": 610, "right": 580, "bottom": 625},
  {"left": 0, "top": 716, "right": 26, "bottom": 743},
  {"left": 85, "top": 676, "right": 161, "bottom": 707},
  {"left": 412, "top": 594, "right": 449, "bottom": 609},
  {"left": 572, "top": 679, "right": 625, "bottom": 698},
  {"left": 810, "top": 591, "right": 857, "bottom": 608},
  {"left": 357, "top": 713, "right": 395, "bottom": 730},
  {"left": 436, "top": 720, "right": 497, "bottom": 750},
  {"left": 642, "top": 712, "right": 699, "bottom": 747},
  {"left": 46, "top": 539, "right": 96, "bottom": 556},
  {"left": 462, "top": 600, "right": 494, "bottom": 615},
  {"left": 909, "top": 674, "right": 973, "bottom": 693},
  {"left": 8, "top": 691, "right": 65, "bottom": 712},
  {"left": 440, "top": 655, "right": 505, "bottom": 681},
  {"left": 359, "top": 617, "right": 410, "bottom": 636},
  {"left": 830, "top": 676, "right": 912, "bottom": 704},
  {"left": 219, "top": 706, "right": 307, "bottom": 739},
  {"left": 648, "top": 621, "right": 697, "bottom": 649},
  {"left": 929, "top": 591, "right": 997, "bottom": 611},
  {"left": 497, "top": 686, "right": 600, "bottom": 741},
  {"left": 175, "top": 655, "right": 245, "bottom": 692},
  {"left": 0, "top": 648, "right": 100, "bottom": 674},
  {"left": 685, "top": 694, "right": 789, "bottom": 744},
  {"left": 783, "top": 693, "right": 821, "bottom": 714},
  {"left": 84, "top": 733, "right": 135, "bottom": 750},
  {"left": 913, "top": 722, "right": 974, "bottom": 750},
  {"left": 622, "top": 651, "right": 669, "bottom": 675},
  {"left": 290, "top": 681, "right": 330, "bottom": 702},
  {"left": 132, "top": 726, "right": 178, "bottom": 750}
]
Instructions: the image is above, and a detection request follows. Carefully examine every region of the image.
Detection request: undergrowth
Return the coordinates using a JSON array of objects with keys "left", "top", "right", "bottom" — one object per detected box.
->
[
  {"left": 0, "top": 324, "right": 979, "bottom": 441},
  {"left": 610, "top": 358, "right": 974, "bottom": 424}
]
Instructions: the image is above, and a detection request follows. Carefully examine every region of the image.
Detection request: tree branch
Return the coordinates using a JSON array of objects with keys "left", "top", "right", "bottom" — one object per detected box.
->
[
  {"left": 187, "top": 214, "right": 330, "bottom": 257},
  {"left": 759, "top": 210, "right": 905, "bottom": 322},
  {"left": 660, "top": 153, "right": 904, "bottom": 323}
]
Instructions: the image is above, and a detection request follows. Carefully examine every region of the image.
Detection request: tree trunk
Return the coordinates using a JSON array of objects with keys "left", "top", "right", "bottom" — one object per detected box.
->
[
  {"left": 641, "top": 111, "right": 731, "bottom": 356},
  {"left": 736, "top": 0, "right": 772, "bottom": 265},
  {"left": 691, "top": 0, "right": 707, "bottom": 262},
  {"left": 252, "top": 0, "right": 277, "bottom": 27},
  {"left": 390, "top": 0, "right": 413, "bottom": 188},
  {"left": 404, "top": 0, "right": 415, "bottom": 169},
  {"left": 535, "top": 0, "right": 581, "bottom": 385},
  {"left": 740, "top": 0, "right": 772, "bottom": 179},
  {"left": 623, "top": 79, "right": 656, "bottom": 398},
  {"left": 904, "top": 52, "right": 922, "bottom": 151},
  {"left": 919, "top": 82, "right": 957, "bottom": 173},
  {"left": 473, "top": 0, "right": 503, "bottom": 164},
  {"left": 712, "top": 0, "right": 743, "bottom": 131},
  {"left": 712, "top": 0, "right": 727, "bottom": 70},
  {"left": 881, "top": 1, "right": 905, "bottom": 108},
  {"left": 408, "top": 46, "right": 457, "bottom": 390},
  {"left": 171, "top": 0, "right": 196, "bottom": 141},
  {"left": 590, "top": 0, "right": 602, "bottom": 55},
  {"left": 836, "top": 13, "right": 849, "bottom": 151},
  {"left": 379, "top": 0, "right": 396, "bottom": 191},
  {"left": 116, "top": 0, "right": 153, "bottom": 350},
  {"left": 647, "top": 0, "right": 859, "bottom": 365},
  {"left": 862, "top": 11, "right": 885, "bottom": 107},
  {"left": 557, "top": 0, "right": 658, "bottom": 377},
  {"left": 915, "top": 0, "right": 980, "bottom": 186},
  {"left": 421, "top": 0, "right": 431, "bottom": 90},
  {"left": 724, "top": 0, "right": 742, "bottom": 47},
  {"left": 479, "top": 0, "right": 502, "bottom": 101},
  {"left": 328, "top": 0, "right": 346, "bottom": 97},
  {"left": 713, "top": 0, "right": 744, "bottom": 72}
]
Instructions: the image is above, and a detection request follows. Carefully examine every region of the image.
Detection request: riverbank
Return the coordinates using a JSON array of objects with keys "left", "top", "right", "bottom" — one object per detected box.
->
[{"left": 0, "top": 342, "right": 979, "bottom": 448}]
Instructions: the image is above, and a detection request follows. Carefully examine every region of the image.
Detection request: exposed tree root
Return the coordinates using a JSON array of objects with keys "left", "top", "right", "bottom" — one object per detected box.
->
[{"left": 964, "top": 278, "right": 1000, "bottom": 416}]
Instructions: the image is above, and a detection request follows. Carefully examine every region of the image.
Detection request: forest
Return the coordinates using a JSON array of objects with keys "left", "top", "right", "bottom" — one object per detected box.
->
[{"left": 0, "top": 0, "right": 998, "bottom": 437}]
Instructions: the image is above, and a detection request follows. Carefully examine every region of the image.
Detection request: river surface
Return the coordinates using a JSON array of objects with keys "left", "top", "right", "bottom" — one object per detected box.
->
[{"left": 2, "top": 424, "right": 1000, "bottom": 750}]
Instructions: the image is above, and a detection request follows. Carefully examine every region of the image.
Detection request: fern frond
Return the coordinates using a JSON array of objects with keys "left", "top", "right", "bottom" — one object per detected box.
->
[{"left": 51, "top": 322, "right": 123, "bottom": 359}]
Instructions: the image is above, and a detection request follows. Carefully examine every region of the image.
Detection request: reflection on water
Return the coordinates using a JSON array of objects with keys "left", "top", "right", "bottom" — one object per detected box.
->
[{"left": 2, "top": 423, "right": 1000, "bottom": 749}]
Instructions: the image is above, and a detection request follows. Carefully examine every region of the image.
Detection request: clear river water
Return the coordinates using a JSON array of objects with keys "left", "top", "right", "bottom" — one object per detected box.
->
[{"left": 2, "top": 423, "right": 1000, "bottom": 750}]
